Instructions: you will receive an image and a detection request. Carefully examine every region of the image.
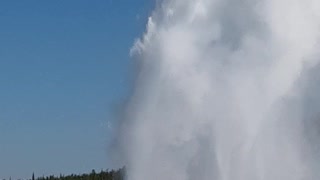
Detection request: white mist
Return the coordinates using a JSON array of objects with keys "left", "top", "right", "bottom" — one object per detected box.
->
[{"left": 121, "top": 0, "right": 320, "bottom": 179}]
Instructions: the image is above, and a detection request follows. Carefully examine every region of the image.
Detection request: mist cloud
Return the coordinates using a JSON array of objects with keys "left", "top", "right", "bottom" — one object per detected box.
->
[{"left": 119, "top": 0, "right": 320, "bottom": 179}]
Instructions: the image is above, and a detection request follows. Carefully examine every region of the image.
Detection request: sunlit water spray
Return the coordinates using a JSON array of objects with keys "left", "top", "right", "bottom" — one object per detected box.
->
[{"left": 119, "top": 0, "right": 320, "bottom": 179}]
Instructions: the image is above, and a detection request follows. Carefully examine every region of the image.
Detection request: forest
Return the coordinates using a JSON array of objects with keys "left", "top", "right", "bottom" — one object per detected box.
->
[{"left": 14, "top": 167, "right": 125, "bottom": 180}]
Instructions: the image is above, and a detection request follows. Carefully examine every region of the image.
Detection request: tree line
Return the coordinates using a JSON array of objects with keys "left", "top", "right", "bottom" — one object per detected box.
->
[{"left": 13, "top": 167, "right": 125, "bottom": 180}]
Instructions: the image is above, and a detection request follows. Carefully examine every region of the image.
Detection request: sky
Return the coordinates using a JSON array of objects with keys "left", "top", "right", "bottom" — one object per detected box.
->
[{"left": 0, "top": 1, "right": 153, "bottom": 179}]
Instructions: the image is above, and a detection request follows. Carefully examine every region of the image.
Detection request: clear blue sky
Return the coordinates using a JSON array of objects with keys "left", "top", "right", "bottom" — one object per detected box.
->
[{"left": 0, "top": 1, "right": 153, "bottom": 179}]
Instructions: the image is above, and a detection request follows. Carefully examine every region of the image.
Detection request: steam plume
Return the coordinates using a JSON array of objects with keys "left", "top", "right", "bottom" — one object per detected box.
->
[{"left": 120, "top": 0, "right": 320, "bottom": 179}]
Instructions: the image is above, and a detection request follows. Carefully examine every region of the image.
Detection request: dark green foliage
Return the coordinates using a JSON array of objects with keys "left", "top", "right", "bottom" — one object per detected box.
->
[{"left": 31, "top": 167, "right": 125, "bottom": 180}]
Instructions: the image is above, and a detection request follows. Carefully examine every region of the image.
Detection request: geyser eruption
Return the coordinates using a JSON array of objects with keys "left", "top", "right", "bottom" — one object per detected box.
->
[{"left": 120, "top": 0, "right": 320, "bottom": 179}]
